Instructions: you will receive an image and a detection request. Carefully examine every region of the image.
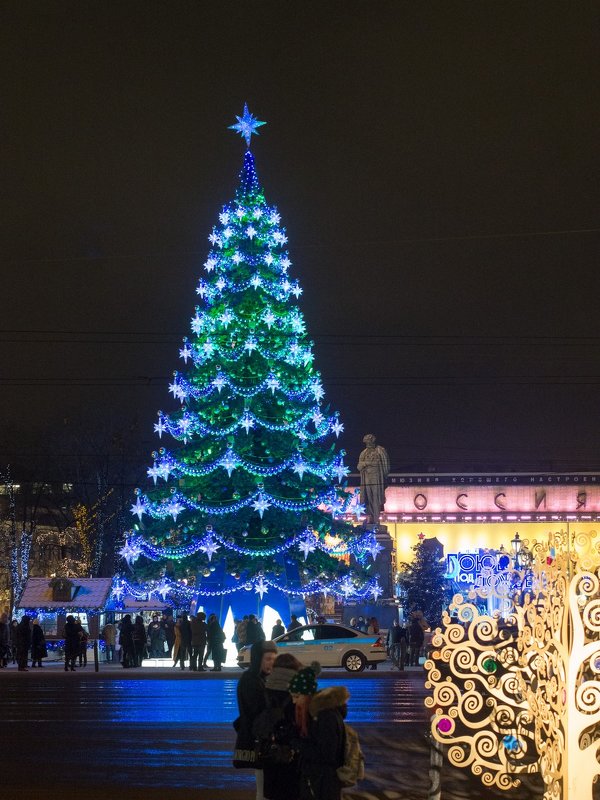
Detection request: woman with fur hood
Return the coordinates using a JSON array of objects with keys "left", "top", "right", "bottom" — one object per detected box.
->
[{"left": 289, "top": 666, "right": 349, "bottom": 800}]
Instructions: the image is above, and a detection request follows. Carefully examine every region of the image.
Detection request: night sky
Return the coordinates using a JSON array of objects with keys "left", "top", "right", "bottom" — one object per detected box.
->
[{"left": 3, "top": 3, "right": 599, "bottom": 477}]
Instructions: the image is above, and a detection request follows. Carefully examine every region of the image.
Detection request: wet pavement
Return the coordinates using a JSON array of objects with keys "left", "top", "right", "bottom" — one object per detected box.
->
[{"left": 1, "top": 662, "right": 543, "bottom": 799}]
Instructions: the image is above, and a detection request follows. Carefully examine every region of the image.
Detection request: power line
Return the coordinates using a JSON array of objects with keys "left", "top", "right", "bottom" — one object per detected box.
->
[{"left": 2, "top": 226, "right": 599, "bottom": 266}]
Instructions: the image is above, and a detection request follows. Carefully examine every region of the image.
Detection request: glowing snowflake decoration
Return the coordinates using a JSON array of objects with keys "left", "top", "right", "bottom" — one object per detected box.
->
[
  {"left": 196, "top": 282, "right": 208, "bottom": 299},
  {"left": 264, "top": 253, "right": 274, "bottom": 266},
  {"left": 370, "top": 580, "right": 384, "bottom": 602},
  {"left": 263, "top": 310, "right": 276, "bottom": 329},
  {"left": 204, "top": 257, "right": 217, "bottom": 272},
  {"left": 281, "top": 256, "right": 291, "bottom": 271},
  {"left": 215, "top": 276, "right": 226, "bottom": 292},
  {"left": 219, "top": 310, "right": 234, "bottom": 328},
  {"left": 254, "top": 575, "right": 268, "bottom": 600},
  {"left": 179, "top": 344, "right": 193, "bottom": 363},
  {"left": 244, "top": 337, "right": 257, "bottom": 354},
  {"left": 269, "top": 211, "right": 281, "bottom": 225},
  {"left": 240, "top": 412, "right": 255, "bottom": 434},
  {"left": 219, "top": 450, "right": 239, "bottom": 478},
  {"left": 235, "top": 206, "right": 245, "bottom": 219},
  {"left": 339, "top": 576, "right": 355, "bottom": 598},
  {"left": 223, "top": 226, "right": 233, "bottom": 240},
  {"left": 245, "top": 225, "right": 257, "bottom": 240},
  {"left": 250, "top": 274, "right": 262, "bottom": 289},
  {"left": 266, "top": 375, "right": 280, "bottom": 394},
  {"left": 119, "top": 539, "right": 143, "bottom": 565},
  {"left": 199, "top": 536, "right": 221, "bottom": 562},
  {"left": 112, "top": 583, "right": 124, "bottom": 601},
  {"left": 310, "top": 380, "right": 324, "bottom": 401},
  {"left": 252, "top": 494, "right": 271, "bottom": 518},
  {"left": 131, "top": 497, "right": 148, "bottom": 521},
  {"left": 165, "top": 499, "right": 185, "bottom": 520},
  {"left": 212, "top": 375, "right": 227, "bottom": 393},
  {"left": 154, "top": 417, "right": 166, "bottom": 438},
  {"left": 232, "top": 252, "right": 242, "bottom": 264},
  {"left": 147, "top": 463, "right": 161, "bottom": 485},
  {"left": 292, "top": 459, "right": 307, "bottom": 480},
  {"left": 292, "top": 283, "right": 302, "bottom": 298},
  {"left": 219, "top": 211, "right": 230, "bottom": 225},
  {"left": 156, "top": 580, "right": 171, "bottom": 601},
  {"left": 331, "top": 420, "right": 344, "bottom": 438},
  {"left": 298, "top": 534, "right": 317, "bottom": 560},
  {"left": 333, "top": 463, "right": 350, "bottom": 483}
]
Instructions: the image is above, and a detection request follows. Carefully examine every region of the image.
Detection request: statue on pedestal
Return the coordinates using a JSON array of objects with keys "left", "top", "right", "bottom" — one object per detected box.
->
[{"left": 357, "top": 434, "right": 390, "bottom": 526}]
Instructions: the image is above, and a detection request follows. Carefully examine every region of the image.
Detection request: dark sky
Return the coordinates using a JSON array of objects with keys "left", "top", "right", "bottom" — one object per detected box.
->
[{"left": 2, "top": 2, "right": 599, "bottom": 476}]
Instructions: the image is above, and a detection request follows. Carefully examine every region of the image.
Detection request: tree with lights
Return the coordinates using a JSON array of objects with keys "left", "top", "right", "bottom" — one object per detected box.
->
[
  {"left": 397, "top": 536, "right": 448, "bottom": 629},
  {"left": 117, "top": 106, "right": 383, "bottom": 617}
]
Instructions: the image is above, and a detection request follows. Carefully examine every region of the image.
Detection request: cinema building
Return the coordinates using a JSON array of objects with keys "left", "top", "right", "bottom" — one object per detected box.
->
[{"left": 350, "top": 472, "right": 600, "bottom": 596}]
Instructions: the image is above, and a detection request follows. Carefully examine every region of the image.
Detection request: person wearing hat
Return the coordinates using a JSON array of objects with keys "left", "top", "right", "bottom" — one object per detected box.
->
[
  {"left": 289, "top": 666, "right": 349, "bottom": 800},
  {"left": 258, "top": 653, "right": 303, "bottom": 800},
  {"left": 234, "top": 639, "right": 278, "bottom": 799}
]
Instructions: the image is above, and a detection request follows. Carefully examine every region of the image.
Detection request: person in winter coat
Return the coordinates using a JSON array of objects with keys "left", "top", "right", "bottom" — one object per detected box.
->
[
  {"left": 147, "top": 614, "right": 166, "bottom": 658},
  {"left": 408, "top": 617, "right": 425, "bottom": 666},
  {"left": 31, "top": 618, "right": 47, "bottom": 667},
  {"left": 245, "top": 614, "right": 265, "bottom": 646},
  {"left": 0, "top": 613, "right": 10, "bottom": 667},
  {"left": 16, "top": 616, "right": 32, "bottom": 671},
  {"left": 286, "top": 615, "right": 302, "bottom": 640},
  {"left": 270, "top": 619, "right": 285, "bottom": 640},
  {"left": 189, "top": 611, "right": 208, "bottom": 671},
  {"left": 207, "top": 613, "right": 226, "bottom": 671},
  {"left": 10, "top": 619, "right": 19, "bottom": 663},
  {"left": 176, "top": 612, "right": 192, "bottom": 670},
  {"left": 102, "top": 621, "right": 117, "bottom": 663},
  {"left": 235, "top": 639, "right": 278, "bottom": 800},
  {"left": 258, "top": 653, "right": 303, "bottom": 800},
  {"left": 289, "top": 667, "right": 349, "bottom": 800},
  {"left": 64, "top": 615, "right": 81, "bottom": 672},
  {"left": 387, "top": 619, "right": 408, "bottom": 670},
  {"left": 132, "top": 615, "right": 147, "bottom": 666},
  {"left": 162, "top": 613, "right": 175, "bottom": 657},
  {"left": 75, "top": 618, "right": 88, "bottom": 667},
  {"left": 118, "top": 614, "right": 135, "bottom": 668}
]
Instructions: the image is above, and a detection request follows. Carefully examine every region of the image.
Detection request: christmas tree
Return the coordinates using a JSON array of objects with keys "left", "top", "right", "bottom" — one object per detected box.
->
[
  {"left": 117, "top": 106, "right": 383, "bottom": 617},
  {"left": 397, "top": 536, "right": 448, "bottom": 628}
]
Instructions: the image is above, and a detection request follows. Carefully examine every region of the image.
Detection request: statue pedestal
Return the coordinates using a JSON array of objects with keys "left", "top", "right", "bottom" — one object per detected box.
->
[{"left": 363, "top": 523, "right": 395, "bottom": 598}]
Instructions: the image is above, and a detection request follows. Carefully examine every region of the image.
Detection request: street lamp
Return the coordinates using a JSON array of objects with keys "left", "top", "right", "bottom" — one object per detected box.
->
[{"left": 511, "top": 532, "right": 522, "bottom": 569}]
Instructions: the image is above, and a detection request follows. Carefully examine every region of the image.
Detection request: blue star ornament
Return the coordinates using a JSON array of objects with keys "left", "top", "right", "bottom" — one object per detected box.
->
[{"left": 229, "top": 103, "right": 266, "bottom": 148}]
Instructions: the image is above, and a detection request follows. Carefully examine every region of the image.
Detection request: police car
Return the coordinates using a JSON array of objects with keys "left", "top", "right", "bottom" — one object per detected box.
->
[{"left": 237, "top": 622, "right": 387, "bottom": 672}]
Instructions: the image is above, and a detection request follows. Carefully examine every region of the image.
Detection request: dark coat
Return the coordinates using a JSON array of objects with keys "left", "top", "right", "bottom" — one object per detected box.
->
[
  {"left": 189, "top": 616, "right": 208, "bottom": 646},
  {"left": 64, "top": 620, "right": 81, "bottom": 658},
  {"left": 207, "top": 619, "right": 225, "bottom": 663},
  {"left": 298, "top": 687, "right": 347, "bottom": 800},
  {"left": 262, "top": 688, "right": 300, "bottom": 800},
  {"left": 235, "top": 640, "right": 277, "bottom": 750},
  {"left": 271, "top": 624, "right": 285, "bottom": 640},
  {"left": 178, "top": 617, "right": 192, "bottom": 645},
  {"left": 16, "top": 618, "right": 32, "bottom": 656},
  {"left": 31, "top": 624, "right": 47, "bottom": 660},
  {"left": 245, "top": 618, "right": 265, "bottom": 645}
]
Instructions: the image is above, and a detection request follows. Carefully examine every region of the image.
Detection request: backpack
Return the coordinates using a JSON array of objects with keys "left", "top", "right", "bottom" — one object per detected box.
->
[
  {"left": 252, "top": 701, "right": 295, "bottom": 766},
  {"left": 336, "top": 723, "right": 365, "bottom": 787}
]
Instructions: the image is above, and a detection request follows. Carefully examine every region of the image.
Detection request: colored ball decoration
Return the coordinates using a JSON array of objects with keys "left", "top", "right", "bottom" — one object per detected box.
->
[{"left": 482, "top": 658, "right": 498, "bottom": 674}]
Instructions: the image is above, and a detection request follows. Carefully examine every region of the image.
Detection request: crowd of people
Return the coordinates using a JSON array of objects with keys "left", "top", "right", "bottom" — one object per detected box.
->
[{"left": 234, "top": 639, "right": 354, "bottom": 800}]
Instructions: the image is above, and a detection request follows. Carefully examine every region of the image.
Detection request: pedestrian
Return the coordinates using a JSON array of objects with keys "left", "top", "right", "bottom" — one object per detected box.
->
[
  {"left": 348, "top": 617, "right": 358, "bottom": 630},
  {"left": 132, "top": 615, "right": 147, "bottom": 666},
  {"left": 357, "top": 616, "right": 367, "bottom": 633},
  {"left": 246, "top": 614, "right": 265, "bottom": 646},
  {"left": 233, "top": 639, "right": 278, "bottom": 800},
  {"left": 64, "top": 614, "right": 80, "bottom": 672},
  {"left": 118, "top": 614, "right": 135, "bottom": 668},
  {"left": 0, "top": 614, "right": 9, "bottom": 667},
  {"left": 10, "top": 619, "right": 19, "bottom": 663},
  {"left": 207, "top": 613, "right": 226, "bottom": 671},
  {"left": 408, "top": 616, "right": 425, "bottom": 667},
  {"left": 161, "top": 612, "right": 175, "bottom": 657},
  {"left": 367, "top": 617, "right": 379, "bottom": 634},
  {"left": 387, "top": 619, "right": 408, "bottom": 670},
  {"left": 289, "top": 665, "right": 348, "bottom": 800},
  {"left": 235, "top": 616, "right": 248, "bottom": 652},
  {"left": 75, "top": 618, "right": 88, "bottom": 667},
  {"left": 189, "top": 611, "right": 207, "bottom": 671},
  {"left": 147, "top": 614, "right": 166, "bottom": 658},
  {"left": 16, "top": 616, "right": 32, "bottom": 671},
  {"left": 102, "top": 620, "right": 117, "bottom": 663},
  {"left": 270, "top": 618, "right": 285, "bottom": 640},
  {"left": 0, "top": 613, "right": 10, "bottom": 668},
  {"left": 257, "top": 653, "right": 303, "bottom": 800},
  {"left": 177, "top": 612, "right": 192, "bottom": 670},
  {"left": 287, "top": 614, "right": 302, "bottom": 641},
  {"left": 31, "top": 618, "right": 47, "bottom": 667}
]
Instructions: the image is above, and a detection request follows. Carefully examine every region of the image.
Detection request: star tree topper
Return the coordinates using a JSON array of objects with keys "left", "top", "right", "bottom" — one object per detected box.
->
[{"left": 229, "top": 103, "right": 266, "bottom": 148}]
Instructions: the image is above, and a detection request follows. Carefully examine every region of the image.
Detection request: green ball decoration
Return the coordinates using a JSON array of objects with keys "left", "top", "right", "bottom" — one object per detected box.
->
[{"left": 482, "top": 658, "right": 498, "bottom": 674}]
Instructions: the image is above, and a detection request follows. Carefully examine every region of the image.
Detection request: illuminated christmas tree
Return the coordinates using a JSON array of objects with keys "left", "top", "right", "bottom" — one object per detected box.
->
[{"left": 117, "top": 106, "right": 382, "bottom": 614}]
